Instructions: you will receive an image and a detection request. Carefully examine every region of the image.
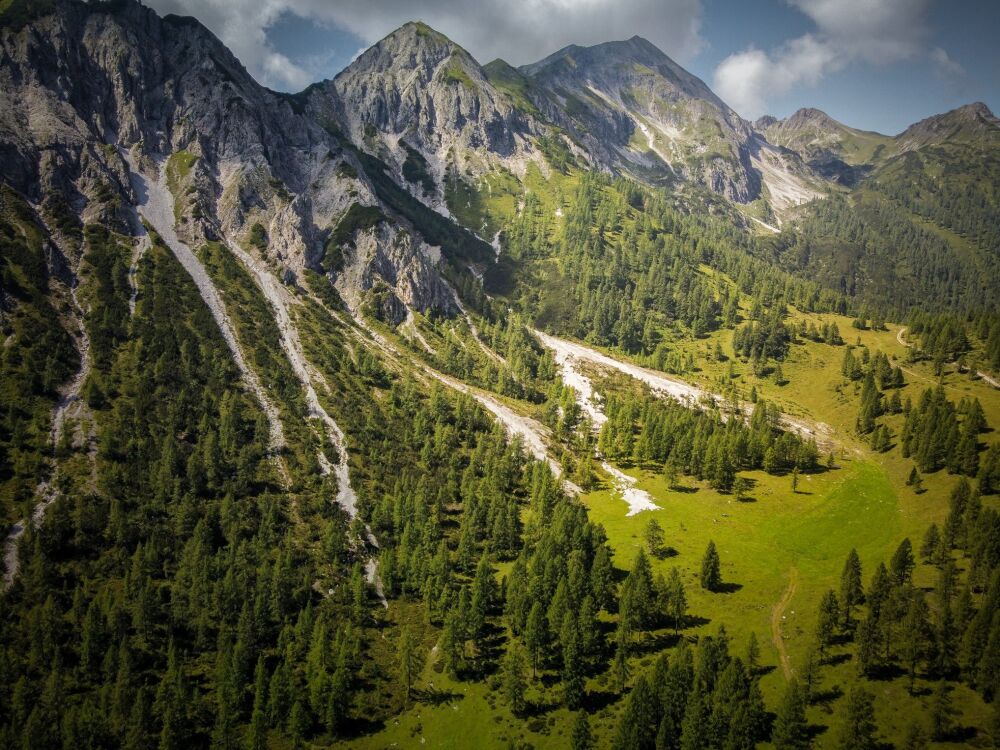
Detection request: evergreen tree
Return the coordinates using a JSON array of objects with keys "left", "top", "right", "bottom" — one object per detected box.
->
[
  {"left": 771, "top": 679, "right": 809, "bottom": 750},
  {"left": 440, "top": 610, "right": 462, "bottom": 677},
  {"left": 840, "top": 548, "right": 863, "bottom": 630},
  {"left": 246, "top": 657, "right": 268, "bottom": 750},
  {"left": 502, "top": 641, "right": 527, "bottom": 715},
  {"left": 856, "top": 613, "right": 880, "bottom": 677},
  {"left": 701, "top": 541, "right": 722, "bottom": 591},
  {"left": 816, "top": 590, "right": 840, "bottom": 655},
  {"left": 890, "top": 538, "right": 916, "bottom": 586},
  {"left": 397, "top": 627, "right": 420, "bottom": 705},
  {"left": 665, "top": 567, "right": 687, "bottom": 633},
  {"left": 288, "top": 701, "right": 309, "bottom": 750},
  {"left": 930, "top": 681, "right": 952, "bottom": 741},
  {"left": 524, "top": 602, "right": 546, "bottom": 678},
  {"left": 613, "top": 625, "right": 630, "bottom": 694},
  {"left": 613, "top": 674, "right": 659, "bottom": 749},
  {"left": 591, "top": 546, "right": 615, "bottom": 610},
  {"left": 901, "top": 593, "right": 931, "bottom": 693},
  {"left": 679, "top": 686, "right": 709, "bottom": 750},
  {"left": 920, "top": 524, "right": 941, "bottom": 562},
  {"left": 572, "top": 711, "right": 594, "bottom": 750},
  {"left": 645, "top": 518, "right": 665, "bottom": 556},
  {"left": 836, "top": 687, "right": 879, "bottom": 750},
  {"left": 562, "top": 627, "right": 584, "bottom": 709},
  {"left": 800, "top": 642, "right": 821, "bottom": 702}
]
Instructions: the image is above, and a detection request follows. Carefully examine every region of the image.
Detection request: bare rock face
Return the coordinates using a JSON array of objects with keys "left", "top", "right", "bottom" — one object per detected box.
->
[
  {"left": 517, "top": 36, "right": 763, "bottom": 203},
  {"left": 310, "top": 22, "right": 546, "bottom": 207},
  {"left": 0, "top": 0, "right": 457, "bottom": 321},
  {"left": 333, "top": 221, "right": 453, "bottom": 323}
]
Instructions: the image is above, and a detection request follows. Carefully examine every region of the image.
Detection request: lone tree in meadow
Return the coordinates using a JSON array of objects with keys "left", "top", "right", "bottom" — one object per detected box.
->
[
  {"left": 840, "top": 548, "right": 863, "bottom": 630},
  {"left": 701, "top": 541, "right": 722, "bottom": 591},
  {"left": 645, "top": 518, "right": 665, "bottom": 556},
  {"left": 733, "top": 475, "right": 751, "bottom": 501}
]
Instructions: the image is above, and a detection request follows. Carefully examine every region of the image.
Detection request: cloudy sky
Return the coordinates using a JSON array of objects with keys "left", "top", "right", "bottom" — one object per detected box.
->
[{"left": 144, "top": 0, "right": 999, "bottom": 134}]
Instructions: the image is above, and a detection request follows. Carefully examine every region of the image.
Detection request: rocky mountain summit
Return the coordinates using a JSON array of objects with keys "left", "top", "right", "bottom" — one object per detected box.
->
[
  {"left": 518, "top": 36, "right": 763, "bottom": 201},
  {"left": 0, "top": 0, "right": 460, "bottom": 324},
  {"left": 309, "top": 22, "right": 547, "bottom": 211},
  {"left": 1, "top": 0, "right": 997, "bottom": 322}
]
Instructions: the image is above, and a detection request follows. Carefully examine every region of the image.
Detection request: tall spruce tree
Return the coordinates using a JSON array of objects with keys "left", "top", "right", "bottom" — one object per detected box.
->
[{"left": 701, "top": 541, "right": 722, "bottom": 591}]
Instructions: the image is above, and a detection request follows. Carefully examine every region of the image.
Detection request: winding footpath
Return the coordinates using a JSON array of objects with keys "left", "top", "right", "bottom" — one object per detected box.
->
[
  {"left": 345, "top": 308, "right": 579, "bottom": 494},
  {"left": 427, "top": 370, "right": 580, "bottom": 493},
  {"left": 771, "top": 567, "right": 799, "bottom": 680},
  {"left": 444, "top": 279, "right": 506, "bottom": 366},
  {"left": 897, "top": 325, "right": 999, "bottom": 390}
]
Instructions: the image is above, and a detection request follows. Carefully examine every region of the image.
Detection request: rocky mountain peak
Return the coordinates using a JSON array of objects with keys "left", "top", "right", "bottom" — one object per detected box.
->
[
  {"left": 318, "top": 21, "right": 543, "bottom": 212},
  {"left": 520, "top": 35, "right": 721, "bottom": 107},
  {"left": 896, "top": 101, "right": 1000, "bottom": 151},
  {"left": 784, "top": 107, "right": 840, "bottom": 129},
  {"left": 344, "top": 20, "right": 477, "bottom": 80}
]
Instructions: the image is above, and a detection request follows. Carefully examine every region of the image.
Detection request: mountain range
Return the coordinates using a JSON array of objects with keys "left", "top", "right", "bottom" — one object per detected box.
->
[{"left": 3, "top": 0, "right": 997, "bottom": 325}]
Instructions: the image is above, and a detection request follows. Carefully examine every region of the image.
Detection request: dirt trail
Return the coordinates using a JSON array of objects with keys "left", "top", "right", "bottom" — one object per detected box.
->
[
  {"left": 51, "top": 283, "right": 92, "bottom": 447},
  {"left": 749, "top": 216, "right": 780, "bottom": 233},
  {"left": 127, "top": 234, "right": 149, "bottom": 316},
  {"left": 401, "top": 309, "right": 436, "bottom": 355},
  {"left": 226, "top": 239, "right": 385, "bottom": 606},
  {"left": 771, "top": 567, "right": 798, "bottom": 680},
  {"left": 979, "top": 371, "right": 1000, "bottom": 389},
  {"left": 443, "top": 279, "right": 505, "bottom": 366},
  {"left": 426, "top": 370, "right": 578, "bottom": 488},
  {"left": 536, "top": 329, "right": 707, "bottom": 408},
  {"left": 123, "top": 153, "right": 286, "bottom": 453},
  {"left": 896, "top": 326, "right": 998, "bottom": 392},
  {"left": 896, "top": 325, "right": 910, "bottom": 348}
]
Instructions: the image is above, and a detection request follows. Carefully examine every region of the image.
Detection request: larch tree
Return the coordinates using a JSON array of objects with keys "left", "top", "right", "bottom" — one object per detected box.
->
[{"left": 701, "top": 541, "right": 722, "bottom": 591}]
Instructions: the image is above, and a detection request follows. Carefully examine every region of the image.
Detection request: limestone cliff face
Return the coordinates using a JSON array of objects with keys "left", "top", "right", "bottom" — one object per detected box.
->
[
  {"left": 322, "top": 27, "right": 823, "bottom": 212},
  {"left": 310, "top": 22, "right": 547, "bottom": 210},
  {"left": 0, "top": 0, "right": 456, "bottom": 319},
  {"left": 517, "top": 36, "right": 762, "bottom": 202},
  {"left": 333, "top": 222, "right": 451, "bottom": 324}
]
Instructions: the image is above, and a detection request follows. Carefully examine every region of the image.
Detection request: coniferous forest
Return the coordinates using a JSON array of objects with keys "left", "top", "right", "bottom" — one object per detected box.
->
[{"left": 1, "top": 1, "right": 1000, "bottom": 748}]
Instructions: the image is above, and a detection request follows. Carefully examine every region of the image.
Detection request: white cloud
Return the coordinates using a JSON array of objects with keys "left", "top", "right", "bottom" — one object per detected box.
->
[
  {"left": 789, "top": 0, "right": 931, "bottom": 63},
  {"left": 147, "top": 0, "right": 314, "bottom": 90},
  {"left": 713, "top": 0, "right": 950, "bottom": 119},
  {"left": 714, "top": 35, "right": 840, "bottom": 120},
  {"left": 930, "top": 47, "right": 964, "bottom": 78},
  {"left": 145, "top": 0, "right": 705, "bottom": 91}
]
